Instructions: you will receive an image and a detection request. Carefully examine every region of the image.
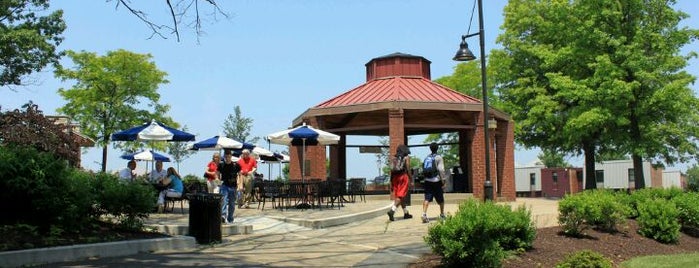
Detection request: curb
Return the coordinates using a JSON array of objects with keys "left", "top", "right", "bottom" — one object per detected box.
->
[
  {"left": 269, "top": 204, "right": 392, "bottom": 229},
  {"left": 0, "top": 236, "right": 195, "bottom": 268},
  {"left": 146, "top": 223, "right": 253, "bottom": 236}
]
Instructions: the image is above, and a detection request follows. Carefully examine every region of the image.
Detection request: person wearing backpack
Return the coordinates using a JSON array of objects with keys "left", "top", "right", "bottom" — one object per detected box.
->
[
  {"left": 420, "top": 142, "right": 446, "bottom": 223},
  {"left": 387, "top": 144, "right": 414, "bottom": 221}
]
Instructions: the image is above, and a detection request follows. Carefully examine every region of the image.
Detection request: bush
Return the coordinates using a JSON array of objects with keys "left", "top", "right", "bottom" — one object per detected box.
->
[
  {"left": 425, "top": 199, "right": 536, "bottom": 267},
  {"left": 672, "top": 192, "right": 699, "bottom": 229},
  {"left": 637, "top": 198, "right": 681, "bottom": 244},
  {"left": 0, "top": 145, "right": 92, "bottom": 232},
  {"left": 93, "top": 173, "right": 157, "bottom": 231},
  {"left": 555, "top": 250, "right": 612, "bottom": 268},
  {"left": 558, "top": 190, "right": 629, "bottom": 236},
  {"left": 627, "top": 188, "right": 683, "bottom": 216},
  {"left": 182, "top": 174, "right": 206, "bottom": 193}
]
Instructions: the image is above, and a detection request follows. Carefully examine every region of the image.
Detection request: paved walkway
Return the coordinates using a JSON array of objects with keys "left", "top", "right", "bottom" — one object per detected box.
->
[{"left": 36, "top": 194, "right": 558, "bottom": 267}]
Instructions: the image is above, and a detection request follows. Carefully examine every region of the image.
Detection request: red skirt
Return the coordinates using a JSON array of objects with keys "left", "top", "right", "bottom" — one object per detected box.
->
[{"left": 391, "top": 172, "right": 409, "bottom": 198}]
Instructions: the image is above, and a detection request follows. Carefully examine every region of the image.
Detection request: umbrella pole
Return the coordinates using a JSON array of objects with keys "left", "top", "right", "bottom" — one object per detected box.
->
[{"left": 301, "top": 139, "right": 306, "bottom": 184}]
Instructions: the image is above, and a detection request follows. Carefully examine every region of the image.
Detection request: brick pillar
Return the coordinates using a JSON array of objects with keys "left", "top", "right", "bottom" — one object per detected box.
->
[
  {"left": 328, "top": 134, "right": 346, "bottom": 180},
  {"left": 496, "top": 120, "right": 516, "bottom": 201},
  {"left": 471, "top": 113, "right": 486, "bottom": 200},
  {"left": 388, "top": 109, "right": 405, "bottom": 157},
  {"left": 289, "top": 117, "right": 329, "bottom": 181}
]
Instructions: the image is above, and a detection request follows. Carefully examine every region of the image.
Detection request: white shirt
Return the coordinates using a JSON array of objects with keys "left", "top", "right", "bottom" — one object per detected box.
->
[
  {"left": 149, "top": 168, "right": 168, "bottom": 183},
  {"left": 119, "top": 168, "right": 134, "bottom": 181}
]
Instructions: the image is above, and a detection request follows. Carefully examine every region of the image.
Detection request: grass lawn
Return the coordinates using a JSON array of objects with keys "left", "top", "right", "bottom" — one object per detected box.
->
[{"left": 622, "top": 252, "right": 699, "bottom": 268}]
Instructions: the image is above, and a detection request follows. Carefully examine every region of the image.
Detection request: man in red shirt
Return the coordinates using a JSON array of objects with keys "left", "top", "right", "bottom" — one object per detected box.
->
[{"left": 237, "top": 149, "right": 257, "bottom": 208}]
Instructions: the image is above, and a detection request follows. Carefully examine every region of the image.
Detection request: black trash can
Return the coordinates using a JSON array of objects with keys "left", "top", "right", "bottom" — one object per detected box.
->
[
  {"left": 452, "top": 166, "right": 467, "bottom": 193},
  {"left": 188, "top": 193, "right": 223, "bottom": 244}
]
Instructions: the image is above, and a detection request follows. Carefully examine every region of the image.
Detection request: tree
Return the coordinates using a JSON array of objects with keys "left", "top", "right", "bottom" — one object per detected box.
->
[
  {"left": 537, "top": 149, "right": 569, "bottom": 168},
  {"left": 431, "top": 60, "right": 504, "bottom": 169},
  {"left": 222, "top": 106, "right": 258, "bottom": 144},
  {"left": 0, "top": 0, "right": 66, "bottom": 89},
  {"left": 55, "top": 49, "right": 174, "bottom": 172},
  {"left": 491, "top": 0, "right": 699, "bottom": 189},
  {"left": 0, "top": 102, "right": 79, "bottom": 166},
  {"left": 109, "top": 0, "right": 229, "bottom": 42},
  {"left": 167, "top": 125, "right": 196, "bottom": 172},
  {"left": 687, "top": 165, "right": 699, "bottom": 192}
]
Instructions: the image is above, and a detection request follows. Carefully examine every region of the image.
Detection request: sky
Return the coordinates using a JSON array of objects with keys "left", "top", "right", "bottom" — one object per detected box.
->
[{"left": 1, "top": 1, "right": 697, "bottom": 180}]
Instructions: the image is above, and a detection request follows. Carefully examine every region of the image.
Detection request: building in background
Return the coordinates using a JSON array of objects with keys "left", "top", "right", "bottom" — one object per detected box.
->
[
  {"left": 541, "top": 167, "right": 583, "bottom": 198},
  {"left": 515, "top": 160, "right": 545, "bottom": 197}
]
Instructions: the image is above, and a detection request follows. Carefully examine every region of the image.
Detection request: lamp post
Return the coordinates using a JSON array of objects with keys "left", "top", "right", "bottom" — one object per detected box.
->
[{"left": 453, "top": 0, "right": 493, "bottom": 201}]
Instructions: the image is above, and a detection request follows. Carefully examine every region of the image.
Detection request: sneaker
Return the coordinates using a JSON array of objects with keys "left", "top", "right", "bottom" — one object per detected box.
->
[
  {"left": 403, "top": 213, "right": 413, "bottom": 219},
  {"left": 387, "top": 210, "right": 395, "bottom": 221},
  {"left": 439, "top": 214, "right": 447, "bottom": 221},
  {"left": 421, "top": 215, "right": 430, "bottom": 223},
  {"left": 221, "top": 216, "right": 229, "bottom": 224}
]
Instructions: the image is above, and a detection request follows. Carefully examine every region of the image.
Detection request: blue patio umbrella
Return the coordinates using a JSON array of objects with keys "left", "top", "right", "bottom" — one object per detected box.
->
[
  {"left": 111, "top": 119, "right": 195, "bottom": 142},
  {"left": 120, "top": 150, "right": 171, "bottom": 162},
  {"left": 190, "top": 135, "right": 244, "bottom": 151}
]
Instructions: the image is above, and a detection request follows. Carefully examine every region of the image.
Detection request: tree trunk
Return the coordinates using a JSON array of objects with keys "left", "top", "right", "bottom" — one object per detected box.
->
[
  {"left": 584, "top": 142, "right": 597, "bottom": 190},
  {"left": 101, "top": 144, "right": 108, "bottom": 173},
  {"left": 632, "top": 154, "right": 645, "bottom": 189}
]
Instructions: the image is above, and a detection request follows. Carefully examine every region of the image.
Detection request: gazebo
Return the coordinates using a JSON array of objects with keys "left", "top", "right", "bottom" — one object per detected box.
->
[{"left": 287, "top": 52, "right": 515, "bottom": 201}]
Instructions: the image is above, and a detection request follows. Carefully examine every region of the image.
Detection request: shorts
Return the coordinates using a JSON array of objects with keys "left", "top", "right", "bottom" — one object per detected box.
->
[{"left": 423, "top": 181, "right": 444, "bottom": 204}]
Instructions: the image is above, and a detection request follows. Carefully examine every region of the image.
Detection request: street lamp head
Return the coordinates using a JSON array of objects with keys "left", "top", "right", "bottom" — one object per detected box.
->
[{"left": 453, "top": 35, "right": 476, "bottom": 61}]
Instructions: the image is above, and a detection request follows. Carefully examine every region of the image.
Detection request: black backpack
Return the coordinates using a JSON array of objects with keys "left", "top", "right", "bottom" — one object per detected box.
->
[{"left": 390, "top": 155, "right": 406, "bottom": 173}]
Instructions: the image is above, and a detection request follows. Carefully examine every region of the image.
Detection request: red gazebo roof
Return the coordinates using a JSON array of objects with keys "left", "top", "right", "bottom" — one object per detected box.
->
[{"left": 314, "top": 76, "right": 480, "bottom": 109}]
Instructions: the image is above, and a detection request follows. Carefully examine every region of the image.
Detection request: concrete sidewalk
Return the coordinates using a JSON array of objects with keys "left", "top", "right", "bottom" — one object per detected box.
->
[{"left": 9, "top": 194, "right": 559, "bottom": 267}]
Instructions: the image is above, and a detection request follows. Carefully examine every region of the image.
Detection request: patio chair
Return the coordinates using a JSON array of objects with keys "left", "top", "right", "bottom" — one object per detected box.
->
[
  {"left": 164, "top": 187, "right": 187, "bottom": 214},
  {"left": 348, "top": 178, "right": 366, "bottom": 203},
  {"left": 258, "top": 180, "right": 283, "bottom": 210}
]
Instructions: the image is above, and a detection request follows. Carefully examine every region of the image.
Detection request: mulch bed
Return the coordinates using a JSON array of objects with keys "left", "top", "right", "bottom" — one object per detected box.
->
[
  {"left": 1, "top": 221, "right": 170, "bottom": 252},
  {"left": 410, "top": 220, "right": 699, "bottom": 267}
]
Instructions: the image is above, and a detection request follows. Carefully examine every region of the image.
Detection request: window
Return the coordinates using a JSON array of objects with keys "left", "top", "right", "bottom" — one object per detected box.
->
[
  {"left": 627, "top": 168, "right": 635, "bottom": 182},
  {"left": 530, "top": 173, "right": 536, "bottom": 185},
  {"left": 552, "top": 172, "right": 558, "bottom": 184},
  {"left": 595, "top": 170, "right": 604, "bottom": 184}
]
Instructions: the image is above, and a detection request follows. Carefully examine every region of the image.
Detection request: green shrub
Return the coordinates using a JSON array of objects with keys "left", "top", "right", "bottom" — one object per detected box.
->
[
  {"left": 558, "top": 190, "right": 628, "bottom": 236},
  {"left": 0, "top": 145, "right": 88, "bottom": 232},
  {"left": 93, "top": 173, "right": 157, "bottom": 231},
  {"left": 555, "top": 250, "right": 612, "bottom": 268},
  {"left": 559, "top": 194, "right": 589, "bottom": 236},
  {"left": 637, "top": 198, "right": 681, "bottom": 244},
  {"left": 673, "top": 192, "right": 699, "bottom": 229},
  {"left": 424, "top": 199, "right": 535, "bottom": 267},
  {"left": 627, "top": 188, "right": 684, "bottom": 218},
  {"left": 183, "top": 174, "right": 206, "bottom": 193}
]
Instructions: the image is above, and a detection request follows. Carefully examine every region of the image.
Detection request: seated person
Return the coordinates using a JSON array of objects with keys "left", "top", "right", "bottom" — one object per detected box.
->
[
  {"left": 149, "top": 160, "right": 168, "bottom": 184},
  {"left": 119, "top": 160, "right": 137, "bottom": 182},
  {"left": 156, "top": 167, "right": 184, "bottom": 213}
]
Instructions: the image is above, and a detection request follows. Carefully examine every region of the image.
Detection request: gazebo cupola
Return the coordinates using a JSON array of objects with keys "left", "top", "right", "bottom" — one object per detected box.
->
[{"left": 365, "top": 52, "right": 431, "bottom": 81}]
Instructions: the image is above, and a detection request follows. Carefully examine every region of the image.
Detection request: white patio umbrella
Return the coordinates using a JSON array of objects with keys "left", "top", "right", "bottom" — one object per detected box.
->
[{"left": 266, "top": 123, "right": 340, "bottom": 182}]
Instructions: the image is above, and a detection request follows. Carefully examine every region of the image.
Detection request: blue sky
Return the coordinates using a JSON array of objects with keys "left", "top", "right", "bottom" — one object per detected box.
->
[{"left": 1, "top": 1, "right": 697, "bottom": 179}]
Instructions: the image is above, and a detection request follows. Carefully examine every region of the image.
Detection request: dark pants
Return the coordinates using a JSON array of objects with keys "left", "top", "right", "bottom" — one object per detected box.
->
[{"left": 423, "top": 181, "right": 445, "bottom": 204}]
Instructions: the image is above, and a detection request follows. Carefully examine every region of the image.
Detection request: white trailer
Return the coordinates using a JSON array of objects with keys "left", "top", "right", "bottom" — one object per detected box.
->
[
  {"left": 662, "top": 170, "right": 684, "bottom": 189},
  {"left": 515, "top": 164, "right": 545, "bottom": 196},
  {"left": 582, "top": 160, "right": 654, "bottom": 189}
]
